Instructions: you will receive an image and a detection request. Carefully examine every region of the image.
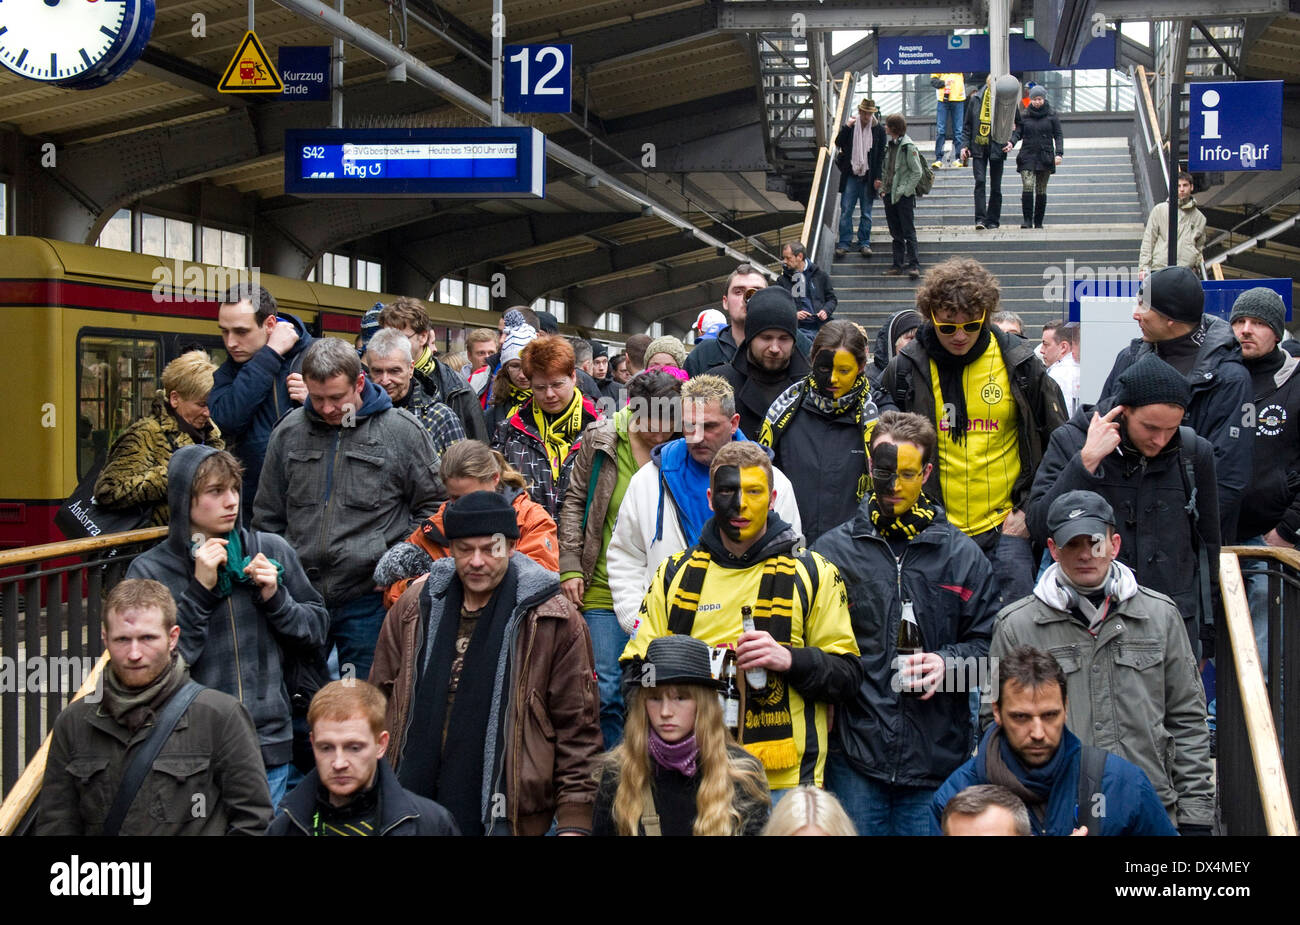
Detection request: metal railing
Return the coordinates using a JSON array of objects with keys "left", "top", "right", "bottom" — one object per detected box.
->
[
  {"left": 799, "top": 72, "right": 854, "bottom": 272},
  {"left": 0, "top": 527, "right": 166, "bottom": 799},
  {"left": 1218, "top": 548, "right": 1299, "bottom": 835}
]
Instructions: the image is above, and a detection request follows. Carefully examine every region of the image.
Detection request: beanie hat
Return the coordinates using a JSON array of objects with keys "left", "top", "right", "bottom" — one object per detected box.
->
[
  {"left": 743, "top": 286, "right": 798, "bottom": 343},
  {"left": 1229, "top": 286, "right": 1286, "bottom": 341},
  {"left": 442, "top": 490, "right": 520, "bottom": 541},
  {"left": 357, "top": 302, "right": 383, "bottom": 356},
  {"left": 535, "top": 310, "right": 560, "bottom": 334},
  {"left": 1140, "top": 266, "right": 1204, "bottom": 324},
  {"left": 1114, "top": 353, "right": 1192, "bottom": 409},
  {"left": 499, "top": 313, "right": 537, "bottom": 366},
  {"left": 890, "top": 309, "right": 924, "bottom": 342},
  {"left": 644, "top": 335, "right": 687, "bottom": 368},
  {"left": 592, "top": 341, "right": 609, "bottom": 359},
  {"left": 1028, "top": 84, "right": 1046, "bottom": 100}
]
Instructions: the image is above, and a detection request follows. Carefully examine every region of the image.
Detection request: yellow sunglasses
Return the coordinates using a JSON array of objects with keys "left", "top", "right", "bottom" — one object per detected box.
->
[{"left": 933, "top": 311, "right": 987, "bottom": 335}]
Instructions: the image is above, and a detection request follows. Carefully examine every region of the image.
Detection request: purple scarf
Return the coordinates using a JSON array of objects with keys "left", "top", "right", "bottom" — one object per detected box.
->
[{"left": 648, "top": 729, "right": 699, "bottom": 777}]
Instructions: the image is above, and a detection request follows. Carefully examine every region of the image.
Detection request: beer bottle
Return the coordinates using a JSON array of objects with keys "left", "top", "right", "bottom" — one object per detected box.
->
[
  {"left": 897, "top": 600, "right": 925, "bottom": 695},
  {"left": 721, "top": 649, "right": 741, "bottom": 736},
  {"left": 740, "top": 605, "right": 767, "bottom": 690}
]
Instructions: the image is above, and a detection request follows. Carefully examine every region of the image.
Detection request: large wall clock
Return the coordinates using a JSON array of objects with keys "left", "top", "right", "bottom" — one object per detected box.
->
[{"left": 0, "top": 0, "right": 156, "bottom": 89}]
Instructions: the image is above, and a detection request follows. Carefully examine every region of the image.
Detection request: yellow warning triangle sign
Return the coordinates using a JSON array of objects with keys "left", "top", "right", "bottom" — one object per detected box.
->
[{"left": 218, "top": 31, "right": 283, "bottom": 93}]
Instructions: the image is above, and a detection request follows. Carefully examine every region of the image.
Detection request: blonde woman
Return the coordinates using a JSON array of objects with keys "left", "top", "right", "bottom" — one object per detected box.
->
[
  {"left": 592, "top": 635, "right": 769, "bottom": 836},
  {"left": 762, "top": 785, "right": 858, "bottom": 836}
]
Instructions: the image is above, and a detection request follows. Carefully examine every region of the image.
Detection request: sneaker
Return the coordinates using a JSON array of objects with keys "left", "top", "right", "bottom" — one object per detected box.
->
[
  {"left": 975, "top": 221, "right": 986, "bottom": 231},
  {"left": 1020, "top": 222, "right": 1033, "bottom": 228},
  {"left": 986, "top": 222, "right": 1000, "bottom": 229},
  {"left": 884, "top": 266, "right": 904, "bottom": 276},
  {"left": 834, "top": 246, "right": 847, "bottom": 257},
  {"left": 908, "top": 266, "right": 921, "bottom": 280},
  {"left": 860, "top": 245, "right": 872, "bottom": 258},
  {"left": 932, "top": 160, "right": 944, "bottom": 170}
]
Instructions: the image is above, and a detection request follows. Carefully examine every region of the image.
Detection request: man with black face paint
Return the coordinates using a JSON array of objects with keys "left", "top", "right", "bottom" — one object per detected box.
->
[
  {"left": 622, "top": 441, "right": 860, "bottom": 795},
  {"left": 813, "top": 411, "right": 999, "bottom": 836}
]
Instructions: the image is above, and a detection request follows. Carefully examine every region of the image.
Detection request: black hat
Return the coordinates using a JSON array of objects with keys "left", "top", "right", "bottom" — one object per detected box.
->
[
  {"left": 1140, "top": 266, "right": 1204, "bottom": 324},
  {"left": 642, "top": 636, "right": 723, "bottom": 690},
  {"left": 442, "top": 490, "right": 520, "bottom": 541},
  {"left": 1229, "top": 286, "right": 1286, "bottom": 341},
  {"left": 743, "top": 286, "right": 798, "bottom": 343},
  {"left": 890, "top": 310, "right": 924, "bottom": 342},
  {"left": 535, "top": 310, "right": 560, "bottom": 333},
  {"left": 1047, "top": 490, "right": 1115, "bottom": 547},
  {"left": 591, "top": 341, "right": 609, "bottom": 359},
  {"left": 1113, "top": 353, "right": 1192, "bottom": 409}
]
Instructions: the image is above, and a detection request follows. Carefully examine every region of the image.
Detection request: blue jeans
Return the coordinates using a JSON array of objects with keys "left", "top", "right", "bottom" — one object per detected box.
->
[
  {"left": 329, "top": 592, "right": 387, "bottom": 682},
  {"left": 935, "top": 99, "right": 966, "bottom": 160},
  {"left": 583, "top": 608, "right": 630, "bottom": 749},
  {"left": 267, "top": 762, "right": 290, "bottom": 813},
  {"left": 1239, "top": 536, "right": 1271, "bottom": 666},
  {"left": 824, "top": 751, "right": 936, "bottom": 836},
  {"left": 837, "top": 174, "right": 874, "bottom": 248},
  {"left": 972, "top": 528, "right": 1036, "bottom": 609}
]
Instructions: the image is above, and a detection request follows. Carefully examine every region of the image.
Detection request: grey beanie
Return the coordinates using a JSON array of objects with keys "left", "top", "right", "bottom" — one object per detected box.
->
[
  {"left": 1229, "top": 287, "right": 1286, "bottom": 341},
  {"left": 1028, "top": 85, "right": 1047, "bottom": 100}
]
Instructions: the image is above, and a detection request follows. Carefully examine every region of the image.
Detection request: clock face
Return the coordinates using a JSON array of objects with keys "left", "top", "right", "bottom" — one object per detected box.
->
[{"left": 0, "top": 0, "right": 155, "bottom": 88}]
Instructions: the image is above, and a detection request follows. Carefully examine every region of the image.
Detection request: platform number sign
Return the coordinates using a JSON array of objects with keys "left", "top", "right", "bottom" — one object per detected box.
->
[{"left": 503, "top": 44, "right": 571, "bottom": 114}]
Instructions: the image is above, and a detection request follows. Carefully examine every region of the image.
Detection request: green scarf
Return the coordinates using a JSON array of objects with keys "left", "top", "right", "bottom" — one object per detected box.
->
[
  {"left": 214, "top": 530, "right": 284, "bottom": 599},
  {"left": 867, "top": 490, "right": 940, "bottom": 541},
  {"left": 975, "top": 80, "right": 993, "bottom": 146},
  {"left": 760, "top": 373, "right": 880, "bottom": 499},
  {"left": 531, "top": 390, "right": 585, "bottom": 480}
]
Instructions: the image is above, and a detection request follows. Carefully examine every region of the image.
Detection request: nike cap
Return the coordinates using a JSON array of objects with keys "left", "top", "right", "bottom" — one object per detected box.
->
[{"left": 1046, "top": 490, "right": 1115, "bottom": 547}]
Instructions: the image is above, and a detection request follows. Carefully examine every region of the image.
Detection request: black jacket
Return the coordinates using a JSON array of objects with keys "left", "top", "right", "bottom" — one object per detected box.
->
[
  {"left": 1026, "top": 401, "right": 1221, "bottom": 656},
  {"left": 812, "top": 503, "right": 997, "bottom": 787},
  {"left": 878, "top": 327, "right": 1068, "bottom": 512},
  {"left": 867, "top": 311, "right": 921, "bottom": 389},
  {"left": 778, "top": 262, "right": 838, "bottom": 333},
  {"left": 1099, "top": 314, "right": 1253, "bottom": 541},
  {"left": 834, "top": 117, "right": 887, "bottom": 191},
  {"left": 1010, "top": 102, "right": 1063, "bottom": 173},
  {"left": 962, "top": 84, "right": 1007, "bottom": 159},
  {"left": 417, "top": 358, "right": 488, "bottom": 443},
  {"left": 712, "top": 340, "right": 812, "bottom": 441},
  {"left": 1239, "top": 349, "right": 1300, "bottom": 542},
  {"left": 268, "top": 761, "right": 460, "bottom": 836}
]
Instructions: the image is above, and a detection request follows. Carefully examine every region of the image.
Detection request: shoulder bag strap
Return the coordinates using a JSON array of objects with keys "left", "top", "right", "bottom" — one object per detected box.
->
[
  {"left": 1077, "top": 744, "right": 1108, "bottom": 836},
  {"left": 639, "top": 788, "right": 662, "bottom": 837}
]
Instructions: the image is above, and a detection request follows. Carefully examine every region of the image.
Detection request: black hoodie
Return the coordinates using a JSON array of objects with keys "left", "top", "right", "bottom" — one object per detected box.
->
[{"left": 128, "top": 444, "right": 330, "bottom": 766}]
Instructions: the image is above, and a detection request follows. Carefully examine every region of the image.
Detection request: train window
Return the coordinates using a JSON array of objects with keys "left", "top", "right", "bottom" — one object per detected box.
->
[
  {"left": 96, "top": 209, "right": 132, "bottom": 251},
  {"left": 77, "top": 334, "right": 161, "bottom": 480}
]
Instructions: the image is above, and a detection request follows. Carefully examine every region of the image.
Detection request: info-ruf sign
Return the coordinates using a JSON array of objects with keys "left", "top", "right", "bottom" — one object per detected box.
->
[
  {"left": 503, "top": 44, "right": 572, "bottom": 114},
  {"left": 1188, "top": 81, "right": 1283, "bottom": 171}
]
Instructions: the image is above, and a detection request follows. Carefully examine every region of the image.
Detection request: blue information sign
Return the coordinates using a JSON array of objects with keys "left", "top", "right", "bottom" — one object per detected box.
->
[
  {"left": 1009, "top": 33, "right": 1116, "bottom": 71},
  {"left": 503, "top": 44, "right": 572, "bottom": 114},
  {"left": 1188, "top": 81, "right": 1284, "bottom": 171},
  {"left": 279, "top": 46, "right": 331, "bottom": 101},
  {"left": 284, "top": 127, "right": 546, "bottom": 198},
  {"left": 879, "top": 32, "right": 1117, "bottom": 74}
]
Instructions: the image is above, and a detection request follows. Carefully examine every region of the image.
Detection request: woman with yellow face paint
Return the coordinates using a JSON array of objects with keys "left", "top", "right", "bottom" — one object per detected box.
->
[{"left": 760, "top": 321, "right": 880, "bottom": 544}]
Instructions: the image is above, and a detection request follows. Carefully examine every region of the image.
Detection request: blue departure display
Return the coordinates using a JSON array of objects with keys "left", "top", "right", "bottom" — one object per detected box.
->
[{"left": 284, "top": 127, "right": 546, "bottom": 198}]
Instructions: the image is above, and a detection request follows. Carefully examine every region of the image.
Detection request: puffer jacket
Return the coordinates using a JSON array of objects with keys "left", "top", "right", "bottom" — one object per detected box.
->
[
  {"left": 812, "top": 503, "right": 998, "bottom": 787},
  {"left": 557, "top": 416, "right": 623, "bottom": 588},
  {"left": 370, "top": 553, "right": 602, "bottom": 836},
  {"left": 987, "top": 561, "right": 1214, "bottom": 827},
  {"left": 94, "top": 407, "right": 224, "bottom": 526},
  {"left": 1010, "top": 101, "right": 1064, "bottom": 173},
  {"left": 38, "top": 657, "right": 272, "bottom": 835},
  {"left": 879, "top": 326, "right": 1068, "bottom": 512},
  {"left": 1140, "top": 197, "right": 1208, "bottom": 273},
  {"left": 1026, "top": 401, "right": 1221, "bottom": 657},
  {"left": 1239, "top": 349, "right": 1300, "bottom": 542},
  {"left": 209, "top": 311, "right": 312, "bottom": 503},
  {"left": 128, "top": 444, "right": 330, "bottom": 767},
  {"left": 497, "top": 394, "right": 601, "bottom": 518},
  {"left": 252, "top": 379, "right": 444, "bottom": 607},
  {"left": 1099, "top": 314, "right": 1252, "bottom": 541}
]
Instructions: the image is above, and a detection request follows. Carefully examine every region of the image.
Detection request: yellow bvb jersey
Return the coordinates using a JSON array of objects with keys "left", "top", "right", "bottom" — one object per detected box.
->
[{"left": 929, "top": 336, "right": 1021, "bottom": 535}]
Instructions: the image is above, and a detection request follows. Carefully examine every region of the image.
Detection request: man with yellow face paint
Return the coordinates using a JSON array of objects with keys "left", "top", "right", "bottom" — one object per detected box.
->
[
  {"left": 813, "top": 411, "right": 999, "bottom": 836},
  {"left": 621, "top": 441, "right": 860, "bottom": 796},
  {"left": 762, "top": 321, "right": 879, "bottom": 544}
]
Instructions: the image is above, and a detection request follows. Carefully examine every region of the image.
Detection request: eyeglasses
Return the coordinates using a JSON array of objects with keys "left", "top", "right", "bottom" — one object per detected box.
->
[{"left": 933, "top": 312, "right": 987, "bottom": 335}]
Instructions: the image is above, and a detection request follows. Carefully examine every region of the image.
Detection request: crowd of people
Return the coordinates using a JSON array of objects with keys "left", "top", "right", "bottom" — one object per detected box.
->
[{"left": 40, "top": 250, "right": 1294, "bottom": 838}]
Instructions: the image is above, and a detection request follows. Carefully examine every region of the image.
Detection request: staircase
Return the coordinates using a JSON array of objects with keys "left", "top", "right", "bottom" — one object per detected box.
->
[
  {"left": 755, "top": 32, "right": 822, "bottom": 204},
  {"left": 829, "top": 138, "right": 1146, "bottom": 341}
]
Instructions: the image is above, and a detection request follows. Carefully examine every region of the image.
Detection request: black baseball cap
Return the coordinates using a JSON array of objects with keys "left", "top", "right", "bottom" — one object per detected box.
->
[{"left": 1046, "top": 490, "right": 1115, "bottom": 547}]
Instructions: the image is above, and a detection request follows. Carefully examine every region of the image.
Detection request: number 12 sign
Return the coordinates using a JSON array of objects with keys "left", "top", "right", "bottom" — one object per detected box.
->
[{"left": 504, "top": 44, "right": 571, "bottom": 114}]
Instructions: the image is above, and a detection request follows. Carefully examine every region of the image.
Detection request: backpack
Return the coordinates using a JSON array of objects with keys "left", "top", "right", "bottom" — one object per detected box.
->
[{"left": 912, "top": 144, "right": 934, "bottom": 197}]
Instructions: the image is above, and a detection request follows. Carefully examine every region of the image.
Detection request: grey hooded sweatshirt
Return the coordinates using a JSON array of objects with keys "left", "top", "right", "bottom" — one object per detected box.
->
[{"left": 128, "top": 444, "right": 329, "bottom": 767}]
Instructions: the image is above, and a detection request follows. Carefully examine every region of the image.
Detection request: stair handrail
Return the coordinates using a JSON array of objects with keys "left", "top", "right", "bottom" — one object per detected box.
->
[{"left": 800, "top": 71, "right": 854, "bottom": 270}]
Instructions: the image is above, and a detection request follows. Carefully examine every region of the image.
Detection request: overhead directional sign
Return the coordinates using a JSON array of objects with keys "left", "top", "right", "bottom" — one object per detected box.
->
[
  {"left": 1010, "top": 32, "right": 1116, "bottom": 71},
  {"left": 218, "top": 30, "right": 283, "bottom": 93},
  {"left": 503, "top": 44, "right": 572, "bottom": 114},
  {"left": 284, "top": 127, "right": 546, "bottom": 198},
  {"left": 1188, "top": 80, "right": 1283, "bottom": 171},
  {"left": 279, "top": 46, "right": 330, "bottom": 101},
  {"left": 879, "top": 31, "right": 1117, "bottom": 74}
]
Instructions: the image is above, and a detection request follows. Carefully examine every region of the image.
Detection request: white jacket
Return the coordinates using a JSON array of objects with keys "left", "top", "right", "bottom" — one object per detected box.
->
[{"left": 606, "top": 457, "right": 803, "bottom": 634}]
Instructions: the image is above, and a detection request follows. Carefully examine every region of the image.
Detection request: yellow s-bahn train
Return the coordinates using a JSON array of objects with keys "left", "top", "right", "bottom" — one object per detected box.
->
[{"left": 0, "top": 236, "right": 507, "bottom": 550}]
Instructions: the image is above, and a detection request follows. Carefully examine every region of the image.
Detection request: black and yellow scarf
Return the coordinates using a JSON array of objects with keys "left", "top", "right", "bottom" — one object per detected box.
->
[
  {"left": 975, "top": 80, "right": 993, "bottom": 146},
  {"left": 760, "top": 373, "right": 880, "bottom": 500},
  {"left": 531, "top": 389, "right": 585, "bottom": 480},
  {"left": 867, "top": 490, "right": 940, "bottom": 541},
  {"left": 664, "top": 533, "right": 801, "bottom": 771}
]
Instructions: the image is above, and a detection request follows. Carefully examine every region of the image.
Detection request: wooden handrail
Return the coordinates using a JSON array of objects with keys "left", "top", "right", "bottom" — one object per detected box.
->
[
  {"left": 0, "top": 653, "right": 108, "bottom": 836},
  {"left": 1218, "top": 553, "right": 1297, "bottom": 836},
  {"left": 0, "top": 526, "right": 167, "bottom": 569},
  {"left": 1134, "top": 65, "right": 1166, "bottom": 154},
  {"left": 1223, "top": 545, "right": 1300, "bottom": 569},
  {"left": 798, "top": 71, "right": 854, "bottom": 256}
]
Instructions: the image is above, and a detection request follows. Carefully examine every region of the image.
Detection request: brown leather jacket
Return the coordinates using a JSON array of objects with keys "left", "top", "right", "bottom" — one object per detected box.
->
[
  {"left": 370, "top": 553, "right": 601, "bottom": 835},
  {"left": 557, "top": 417, "right": 622, "bottom": 585}
]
